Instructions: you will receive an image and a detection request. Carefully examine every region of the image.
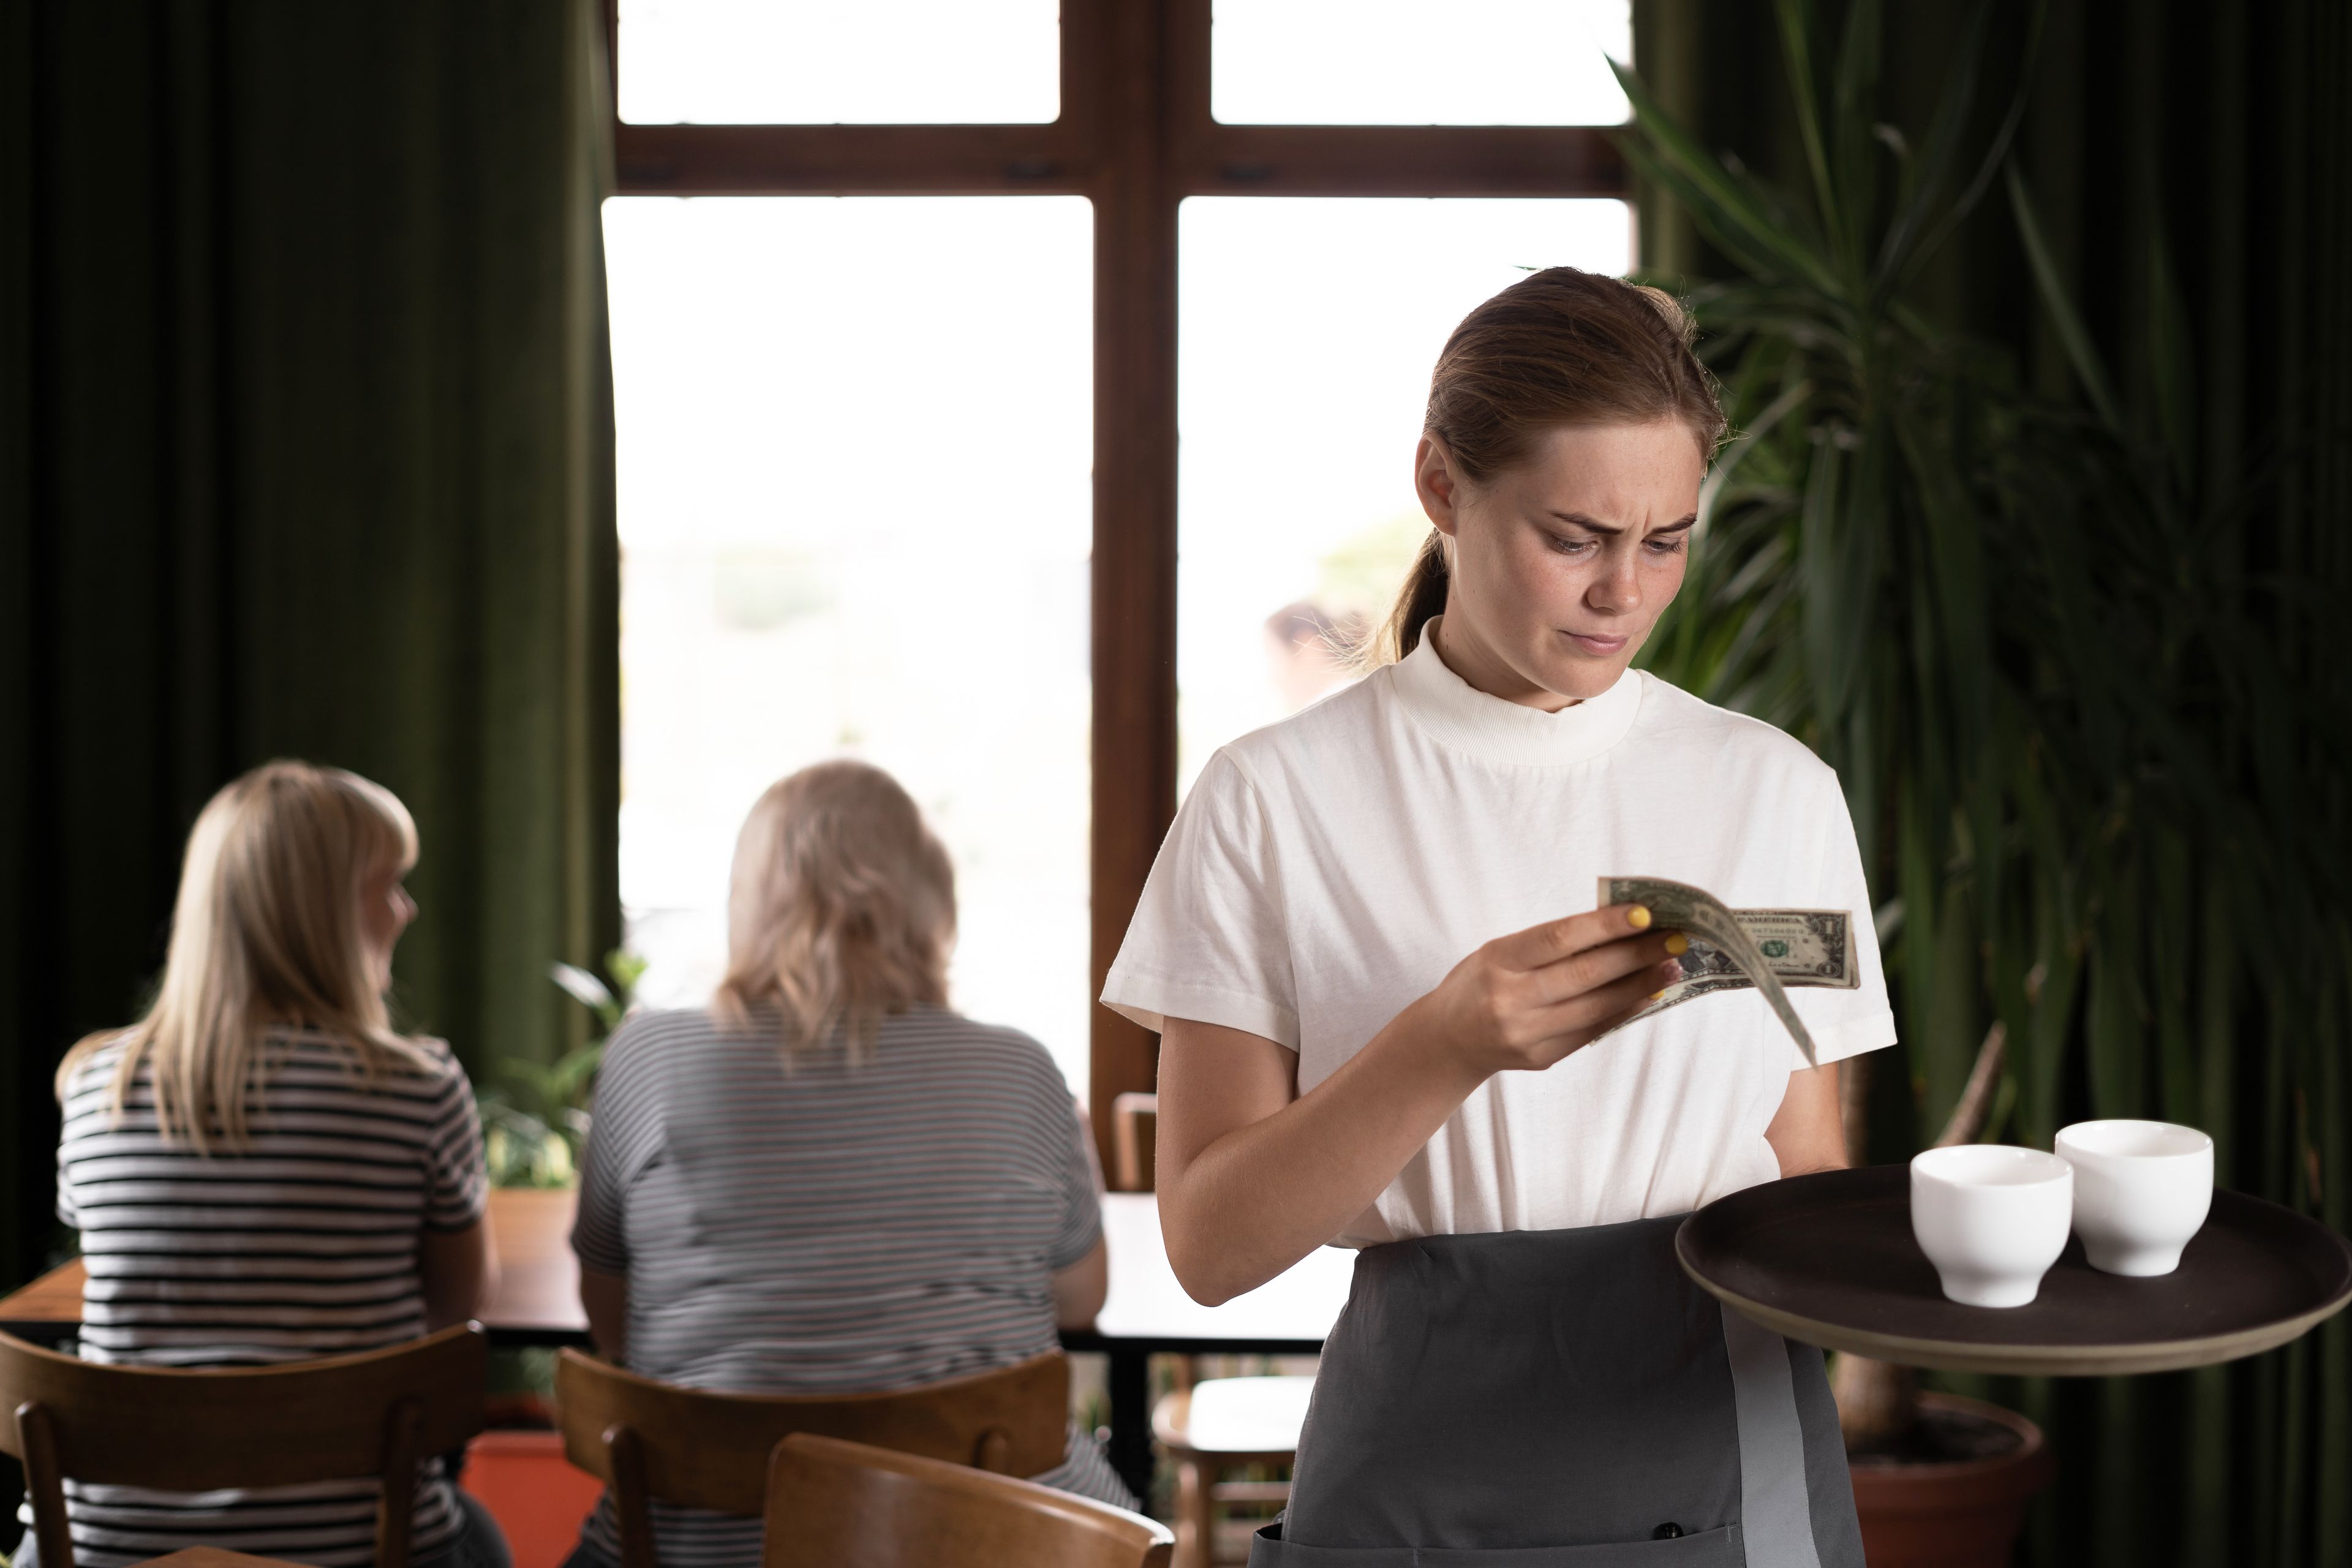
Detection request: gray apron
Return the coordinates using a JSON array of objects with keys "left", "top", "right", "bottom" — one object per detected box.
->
[{"left": 1250, "top": 1213, "right": 1863, "bottom": 1567}]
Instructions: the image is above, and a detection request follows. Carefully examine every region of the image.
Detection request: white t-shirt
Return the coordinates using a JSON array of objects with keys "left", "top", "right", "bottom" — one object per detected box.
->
[{"left": 1102, "top": 624, "right": 1897, "bottom": 1246}]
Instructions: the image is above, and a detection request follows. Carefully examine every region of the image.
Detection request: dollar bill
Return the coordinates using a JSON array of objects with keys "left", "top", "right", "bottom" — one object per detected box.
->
[{"left": 1596, "top": 876, "right": 1857, "bottom": 1068}]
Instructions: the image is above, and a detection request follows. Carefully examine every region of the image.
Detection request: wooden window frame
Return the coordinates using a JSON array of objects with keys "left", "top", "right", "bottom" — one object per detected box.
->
[{"left": 606, "top": 0, "right": 1627, "bottom": 1178}]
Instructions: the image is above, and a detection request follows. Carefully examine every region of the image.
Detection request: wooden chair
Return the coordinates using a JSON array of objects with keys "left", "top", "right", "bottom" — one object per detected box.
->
[
  {"left": 764, "top": 1432, "right": 1174, "bottom": 1568},
  {"left": 0, "top": 1324, "right": 488, "bottom": 1568},
  {"left": 1152, "top": 1374, "right": 1314, "bottom": 1568},
  {"left": 554, "top": 1349, "right": 1071, "bottom": 1568}
]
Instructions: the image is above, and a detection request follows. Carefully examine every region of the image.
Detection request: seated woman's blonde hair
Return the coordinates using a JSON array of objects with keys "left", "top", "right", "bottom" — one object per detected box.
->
[
  {"left": 56, "top": 760, "right": 435, "bottom": 1152},
  {"left": 715, "top": 760, "right": 956, "bottom": 1052}
]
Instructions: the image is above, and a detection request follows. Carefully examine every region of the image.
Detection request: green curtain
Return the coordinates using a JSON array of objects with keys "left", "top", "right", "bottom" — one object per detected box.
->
[
  {"left": 0, "top": 0, "right": 621, "bottom": 1295},
  {"left": 1632, "top": 3, "right": 2352, "bottom": 1564}
]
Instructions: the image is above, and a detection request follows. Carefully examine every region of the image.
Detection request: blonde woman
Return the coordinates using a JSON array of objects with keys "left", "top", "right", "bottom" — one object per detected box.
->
[
  {"left": 564, "top": 760, "right": 1126, "bottom": 1568},
  {"left": 40, "top": 761, "right": 507, "bottom": 1568}
]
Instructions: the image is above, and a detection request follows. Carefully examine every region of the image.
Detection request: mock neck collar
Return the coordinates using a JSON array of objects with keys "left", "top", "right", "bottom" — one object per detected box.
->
[{"left": 1389, "top": 617, "right": 1645, "bottom": 767}]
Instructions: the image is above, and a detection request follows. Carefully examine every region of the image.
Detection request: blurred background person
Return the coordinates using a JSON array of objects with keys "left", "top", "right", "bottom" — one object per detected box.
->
[
  {"left": 43, "top": 761, "right": 505, "bottom": 1568},
  {"left": 564, "top": 759, "right": 1128, "bottom": 1568},
  {"left": 1263, "top": 601, "right": 1366, "bottom": 714}
]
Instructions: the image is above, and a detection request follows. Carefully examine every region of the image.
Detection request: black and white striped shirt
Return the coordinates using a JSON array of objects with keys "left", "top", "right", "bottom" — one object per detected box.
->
[
  {"left": 569, "top": 1003, "right": 1129, "bottom": 1568},
  {"left": 41, "top": 1030, "right": 488, "bottom": 1568}
]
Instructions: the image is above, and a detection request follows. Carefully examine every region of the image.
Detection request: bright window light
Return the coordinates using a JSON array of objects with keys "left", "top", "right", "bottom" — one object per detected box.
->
[
  {"left": 1213, "top": 1, "right": 1631, "bottom": 126},
  {"left": 619, "top": 0, "right": 1060, "bottom": 125},
  {"left": 606, "top": 197, "right": 1093, "bottom": 1093}
]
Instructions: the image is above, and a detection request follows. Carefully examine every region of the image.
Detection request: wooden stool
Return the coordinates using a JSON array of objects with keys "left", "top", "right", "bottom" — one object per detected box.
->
[
  {"left": 764, "top": 1432, "right": 1173, "bottom": 1568},
  {"left": 1150, "top": 1375, "right": 1314, "bottom": 1568}
]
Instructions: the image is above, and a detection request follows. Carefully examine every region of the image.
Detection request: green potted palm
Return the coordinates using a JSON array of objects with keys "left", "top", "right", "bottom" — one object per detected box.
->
[{"left": 1604, "top": 2, "right": 2320, "bottom": 1560}]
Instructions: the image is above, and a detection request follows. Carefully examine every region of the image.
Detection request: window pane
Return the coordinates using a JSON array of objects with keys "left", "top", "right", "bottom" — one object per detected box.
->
[
  {"left": 607, "top": 197, "right": 1094, "bottom": 1095},
  {"left": 620, "top": 0, "right": 1060, "bottom": 125},
  {"left": 1212, "top": 1, "right": 1630, "bottom": 126},
  {"left": 1177, "top": 198, "right": 1633, "bottom": 791}
]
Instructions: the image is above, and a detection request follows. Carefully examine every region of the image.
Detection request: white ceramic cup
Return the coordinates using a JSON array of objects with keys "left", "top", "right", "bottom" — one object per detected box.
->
[
  {"left": 1910, "top": 1145, "right": 2076, "bottom": 1308},
  {"left": 2054, "top": 1119, "right": 2214, "bottom": 1276}
]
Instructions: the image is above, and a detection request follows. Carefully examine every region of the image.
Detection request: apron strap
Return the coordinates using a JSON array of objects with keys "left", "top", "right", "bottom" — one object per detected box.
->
[{"left": 1719, "top": 1310, "right": 1826, "bottom": 1568}]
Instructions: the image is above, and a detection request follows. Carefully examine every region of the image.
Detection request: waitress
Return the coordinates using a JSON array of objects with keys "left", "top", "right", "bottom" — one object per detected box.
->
[{"left": 1104, "top": 266, "right": 1895, "bottom": 1566}]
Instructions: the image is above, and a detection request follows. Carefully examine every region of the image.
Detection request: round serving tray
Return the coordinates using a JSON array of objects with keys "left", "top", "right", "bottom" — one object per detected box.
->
[{"left": 1676, "top": 1164, "right": 2352, "bottom": 1376}]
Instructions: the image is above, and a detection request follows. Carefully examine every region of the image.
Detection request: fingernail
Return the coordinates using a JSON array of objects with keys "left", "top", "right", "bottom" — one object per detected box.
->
[
  {"left": 1627, "top": 905, "right": 1652, "bottom": 930},
  {"left": 1648, "top": 990, "right": 1665, "bottom": 1001},
  {"left": 1664, "top": 932, "right": 1689, "bottom": 956}
]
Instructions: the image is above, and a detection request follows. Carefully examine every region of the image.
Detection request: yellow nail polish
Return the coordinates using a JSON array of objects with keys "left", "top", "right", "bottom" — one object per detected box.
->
[
  {"left": 1649, "top": 990, "right": 1665, "bottom": 1001},
  {"left": 1664, "top": 932, "right": 1689, "bottom": 956},
  {"left": 1627, "top": 905, "right": 1652, "bottom": 929}
]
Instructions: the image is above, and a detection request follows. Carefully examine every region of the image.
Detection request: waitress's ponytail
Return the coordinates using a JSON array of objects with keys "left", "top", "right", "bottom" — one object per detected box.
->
[
  {"left": 1365, "top": 266, "right": 1725, "bottom": 668},
  {"left": 1372, "top": 528, "right": 1452, "bottom": 665}
]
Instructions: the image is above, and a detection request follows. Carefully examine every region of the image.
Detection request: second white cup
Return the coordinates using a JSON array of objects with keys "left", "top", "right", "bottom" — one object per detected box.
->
[
  {"left": 1911, "top": 1145, "right": 2075, "bottom": 1308},
  {"left": 2055, "top": 1119, "right": 2214, "bottom": 1276}
]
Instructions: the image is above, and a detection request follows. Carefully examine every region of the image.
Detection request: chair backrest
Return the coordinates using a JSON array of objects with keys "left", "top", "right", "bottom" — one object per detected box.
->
[
  {"left": 763, "top": 1433, "right": 1174, "bottom": 1568},
  {"left": 0, "top": 1324, "right": 488, "bottom": 1568},
  {"left": 556, "top": 1349, "right": 1070, "bottom": 1567}
]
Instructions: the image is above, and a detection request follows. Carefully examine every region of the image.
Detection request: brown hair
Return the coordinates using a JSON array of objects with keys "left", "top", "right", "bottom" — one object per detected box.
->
[
  {"left": 715, "top": 760, "right": 956, "bottom": 1055},
  {"left": 1375, "top": 266, "right": 1725, "bottom": 663}
]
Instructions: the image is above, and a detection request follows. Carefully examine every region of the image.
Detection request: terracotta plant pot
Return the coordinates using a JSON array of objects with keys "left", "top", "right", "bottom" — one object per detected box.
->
[{"left": 1847, "top": 1393, "right": 2054, "bottom": 1568}]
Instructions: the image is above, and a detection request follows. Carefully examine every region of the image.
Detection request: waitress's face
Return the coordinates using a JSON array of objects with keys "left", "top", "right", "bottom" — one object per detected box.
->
[{"left": 1415, "top": 419, "right": 1705, "bottom": 709}]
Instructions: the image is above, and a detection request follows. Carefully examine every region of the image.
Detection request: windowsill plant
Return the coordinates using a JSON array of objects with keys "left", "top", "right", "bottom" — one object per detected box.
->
[{"left": 479, "top": 951, "right": 644, "bottom": 1189}]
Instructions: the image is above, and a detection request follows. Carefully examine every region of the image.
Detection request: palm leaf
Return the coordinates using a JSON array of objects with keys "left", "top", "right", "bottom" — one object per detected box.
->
[
  {"left": 1610, "top": 58, "right": 1841, "bottom": 294},
  {"left": 1774, "top": 0, "right": 1844, "bottom": 262},
  {"left": 2007, "top": 165, "right": 2124, "bottom": 431}
]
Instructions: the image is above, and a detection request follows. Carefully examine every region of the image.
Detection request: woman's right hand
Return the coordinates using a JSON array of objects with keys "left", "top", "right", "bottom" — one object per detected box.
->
[
  {"left": 1407, "top": 903, "right": 1685, "bottom": 1080},
  {"left": 1157, "top": 902, "right": 1684, "bottom": 1304}
]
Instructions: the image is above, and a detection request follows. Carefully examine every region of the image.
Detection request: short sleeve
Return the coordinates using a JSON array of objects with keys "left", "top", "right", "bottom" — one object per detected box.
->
[
  {"left": 55, "top": 1146, "right": 79, "bottom": 1230},
  {"left": 54, "top": 1047, "right": 115, "bottom": 1230},
  {"left": 571, "top": 1016, "right": 666, "bottom": 1276},
  {"left": 1100, "top": 750, "right": 1301, "bottom": 1048},
  {"left": 1047, "top": 1093, "right": 1105, "bottom": 1272},
  {"left": 423, "top": 1047, "right": 489, "bottom": 1233},
  {"left": 1784, "top": 766, "right": 1900, "bottom": 1071}
]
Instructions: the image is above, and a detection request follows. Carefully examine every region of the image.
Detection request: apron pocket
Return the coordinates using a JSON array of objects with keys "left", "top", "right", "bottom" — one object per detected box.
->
[{"left": 1247, "top": 1520, "right": 1744, "bottom": 1567}]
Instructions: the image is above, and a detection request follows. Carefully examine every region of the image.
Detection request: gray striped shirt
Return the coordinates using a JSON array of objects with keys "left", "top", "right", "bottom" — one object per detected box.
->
[
  {"left": 42, "top": 1030, "right": 486, "bottom": 1567},
  {"left": 569, "top": 1003, "right": 1129, "bottom": 1567}
]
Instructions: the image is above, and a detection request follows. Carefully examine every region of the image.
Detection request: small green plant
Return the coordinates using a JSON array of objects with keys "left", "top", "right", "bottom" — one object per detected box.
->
[{"left": 478, "top": 949, "right": 645, "bottom": 1188}]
